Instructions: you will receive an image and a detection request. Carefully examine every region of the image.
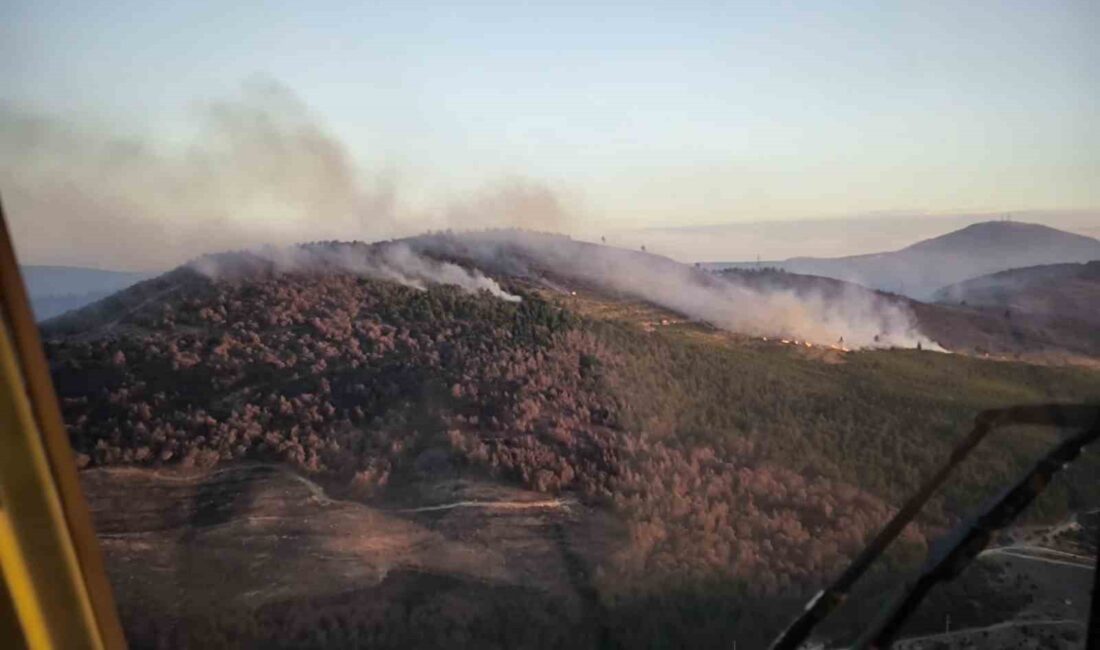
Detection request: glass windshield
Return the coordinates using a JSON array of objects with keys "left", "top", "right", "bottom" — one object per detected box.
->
[{"left": 2, "top": 2, "right": 1097, "bottom": 648}]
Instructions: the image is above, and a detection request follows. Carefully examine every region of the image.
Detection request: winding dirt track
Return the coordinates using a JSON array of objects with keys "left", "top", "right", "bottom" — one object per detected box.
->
[
  {"left": 980, "top": 544, "right": 1095, "bottom": 570},
  {"left": 894, "top": 618, "right": 1083, "bottom": 648},
  {"left": 393, "top": 498, "right": 575, "bottom": 513}
]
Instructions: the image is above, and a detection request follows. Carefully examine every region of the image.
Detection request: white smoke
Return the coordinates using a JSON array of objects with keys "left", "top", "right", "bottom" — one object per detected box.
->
[
  {"left": 406, "top": 231, "right": 940, "bottom": 349},
  {"left": 2, "top": 80, "right": 938, "bottom": 346},
  {"left": 190, "top": 231, "right": 939, "bottom": 348},
  {"left": 189, "top": 241, "right": 521, "bottom": 303}
]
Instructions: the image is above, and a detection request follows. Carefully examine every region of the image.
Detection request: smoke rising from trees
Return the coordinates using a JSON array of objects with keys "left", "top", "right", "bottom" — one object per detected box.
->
[
  {"left": 409, "top": 230, "right": 938, "bottom": 349},
  {"left": 3, "top": 80, "right": 935, "bottom": 346},
  {"left": 190, "top": 241, "right": 520, "bottom": 302},
  {"left": 191, "top": 231, "right": 937, "bottom": 348}
]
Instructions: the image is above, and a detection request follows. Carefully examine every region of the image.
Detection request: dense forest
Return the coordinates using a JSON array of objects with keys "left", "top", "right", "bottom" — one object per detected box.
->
[{"left": 43, "top": 256, "right": 1100, "bottom": 647}]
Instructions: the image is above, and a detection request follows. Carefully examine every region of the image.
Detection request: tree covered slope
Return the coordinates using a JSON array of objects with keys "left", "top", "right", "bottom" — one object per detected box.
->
[{"left": 41, "top": 239, "right": 1100, "bottom": 648}]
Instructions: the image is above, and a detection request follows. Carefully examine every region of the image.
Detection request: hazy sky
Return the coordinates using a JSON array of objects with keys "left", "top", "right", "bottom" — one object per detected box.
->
[{"left": 2, "top": 1, "right": 1097, "bottom": 268}]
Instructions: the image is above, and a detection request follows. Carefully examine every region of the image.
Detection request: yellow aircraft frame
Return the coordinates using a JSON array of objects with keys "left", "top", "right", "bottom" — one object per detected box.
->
[{"left": 0, "top": 201, "right": 126, "bottom": 649}]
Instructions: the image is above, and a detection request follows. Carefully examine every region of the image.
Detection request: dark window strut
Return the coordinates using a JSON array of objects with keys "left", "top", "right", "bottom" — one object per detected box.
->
[{"left": 770, "top": 404, "right": 1100, "bottom": 650}]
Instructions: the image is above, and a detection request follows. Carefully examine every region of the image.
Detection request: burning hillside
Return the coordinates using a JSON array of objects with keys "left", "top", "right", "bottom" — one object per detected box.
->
[
  {"left": 123, "top": 232, "right": 938, "bottom": 350},
  {"left": 41, "top": 233, "right": 1100, "bottom": 647}
]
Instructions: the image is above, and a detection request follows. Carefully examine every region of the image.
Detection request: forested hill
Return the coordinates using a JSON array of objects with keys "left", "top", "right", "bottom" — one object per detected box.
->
[
  {"left": 720, "top": 266, "right": 1100, "bottom": 363},
  {"left": 935, "top": 261, "right": 1100, "bottom": 327},
  {"left": 42, "top": 239, "right": 1100, "bottom": 648}
]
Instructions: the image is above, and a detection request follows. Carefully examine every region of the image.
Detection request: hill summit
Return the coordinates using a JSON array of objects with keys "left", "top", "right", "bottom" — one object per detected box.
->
[
  {"left": 713, "top": 221, "right": 1100, "bottom": 299},
  {"left": 905, "top": 221, "right": 1100, "bottom": 259}
]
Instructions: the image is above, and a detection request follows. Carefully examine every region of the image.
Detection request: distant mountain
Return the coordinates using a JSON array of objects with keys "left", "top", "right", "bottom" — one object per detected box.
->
[
  {"left": 707, "top": 221, "right": 1100, "bottom": 300},
  {"left": 20, "top": 265, "right": 153, "bottom": 320}
]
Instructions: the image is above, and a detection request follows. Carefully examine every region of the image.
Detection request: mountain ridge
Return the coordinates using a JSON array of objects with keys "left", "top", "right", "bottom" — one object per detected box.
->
[
  {"left": 706, "top": 221, "right": 1100, "bottom": 300},
  {"left": 20, "top": 264, "right": 155, "bottom": 320}
]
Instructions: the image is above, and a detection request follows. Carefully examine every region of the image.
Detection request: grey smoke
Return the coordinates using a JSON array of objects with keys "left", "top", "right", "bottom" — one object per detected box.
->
[
  {"left": 189, "top": 241, "right": 521, "bottom": 303},
  {"left": 3, "top": 80, "right": 935, "bottom": 346},
  {"left": 187, "top": 232, "right": 933, "bottom": 348},
  {"left": 407, "top": 230, "right": 939, "bottom": 349},
  {"left": 0, "top": 80, "right": 574, "bottom": 271}
]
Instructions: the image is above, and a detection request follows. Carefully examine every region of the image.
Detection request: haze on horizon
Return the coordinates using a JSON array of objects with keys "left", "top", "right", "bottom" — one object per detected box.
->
[{"left": 1, "top": 0, "right": 1097, "bottom": 271}]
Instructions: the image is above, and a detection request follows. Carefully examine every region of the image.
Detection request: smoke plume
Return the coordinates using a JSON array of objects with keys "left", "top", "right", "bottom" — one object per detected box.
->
[
  {"left": 0, "top": 80, "right": 575, "bottom": 271},
  {"left": 406, "top": 231, "right": 939, "bottom": 349},
  {"left": 189, "top": 241, "right": 521, "bottom": 303},
  {"left": 188, "top": 230, "right": 936, "bottom": 347},
  {"left": 3, "top": 81, "right": 935, "bottom": 347}
]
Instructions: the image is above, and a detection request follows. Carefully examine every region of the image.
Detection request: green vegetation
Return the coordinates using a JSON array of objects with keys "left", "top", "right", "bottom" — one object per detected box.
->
[
  {"left": 46, "top": 265, "right": 1100, "bottom": 648},
  {"left": 596, "top": 321, "right": 1100, "bottom": 521}
]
